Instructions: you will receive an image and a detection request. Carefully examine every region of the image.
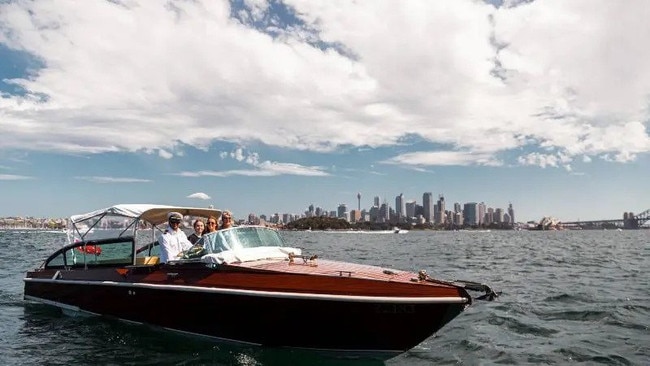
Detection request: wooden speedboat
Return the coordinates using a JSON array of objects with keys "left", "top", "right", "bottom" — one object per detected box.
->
[{"left": 23, "top": 204, "right": 497, "bottom": 360}]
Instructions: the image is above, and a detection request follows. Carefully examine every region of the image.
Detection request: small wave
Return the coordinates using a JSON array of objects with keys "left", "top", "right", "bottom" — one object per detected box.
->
[
  {"left": 542, "top": 293, "right": 593, "bottom": 303},
  {"left": 556, "top": 347, "right": 633, "bottom": 365},
  {"left": 487, "top": 314, "right": 559, "bottom": 337},
  {"left": 537, "top": 309, "right": 611, "bottom": 322}
]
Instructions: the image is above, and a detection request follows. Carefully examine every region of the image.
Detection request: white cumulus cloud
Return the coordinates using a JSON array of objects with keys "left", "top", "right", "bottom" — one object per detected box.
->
[
  {"left": 187, "top": 192, "right": 211, "bottom": 200},
  {"left": 0, "top": 0, "right": 647, "bottom": 170}
]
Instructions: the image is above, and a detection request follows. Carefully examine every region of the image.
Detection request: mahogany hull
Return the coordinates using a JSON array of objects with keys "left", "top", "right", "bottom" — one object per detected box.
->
[{"left": 24, "top": 264, "right": 469, "bottom": 357}]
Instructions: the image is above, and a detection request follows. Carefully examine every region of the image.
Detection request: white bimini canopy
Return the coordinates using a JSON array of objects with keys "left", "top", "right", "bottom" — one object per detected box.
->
[{"left": 70, "top": 204, "right": 222, "bottom": 226}]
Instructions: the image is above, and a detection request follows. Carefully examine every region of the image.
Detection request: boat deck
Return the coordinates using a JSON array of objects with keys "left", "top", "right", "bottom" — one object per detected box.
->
[{"left": 235, "top": 258, "right": 446, "bottom": 286}]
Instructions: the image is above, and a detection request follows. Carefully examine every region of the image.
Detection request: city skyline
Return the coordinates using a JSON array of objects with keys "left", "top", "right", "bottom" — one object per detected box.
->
[
  {"left": 1, "top": 1, "right": 649, "bottom": 222},
  {"left": 256, "top": 192, "right": 517, "bottom": 225}
]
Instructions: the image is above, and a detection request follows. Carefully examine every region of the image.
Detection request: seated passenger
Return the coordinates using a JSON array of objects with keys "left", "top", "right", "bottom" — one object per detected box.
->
[
  {"left": 158, "top": 212, "right": 192, "bottom": 263},
  {"left": 205, "top": 216, "right": 218, "bottom": 234},
  {"left": 220, "top": 211, "right": 234, "bottom": 230},
  {"left": 188, "top": 219, "right": 205, "bottom": 244}
]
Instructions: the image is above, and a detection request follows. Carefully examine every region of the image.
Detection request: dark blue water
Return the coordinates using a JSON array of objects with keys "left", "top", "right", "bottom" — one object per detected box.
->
[{"left": 1, "top": 229, "right": 648, "bottom": 365}]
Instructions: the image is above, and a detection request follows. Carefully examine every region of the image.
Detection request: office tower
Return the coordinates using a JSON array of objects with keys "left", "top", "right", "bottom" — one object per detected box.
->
[
  {"left": 454, "top": 202, "right": 461, "bottom": 213},
  {"left": 415, "top": 204, "right": 424, "bottom": 217},
  {"left": 485, "top": 207, "right": 494, "bottom": 225},
  {"left": 395, "top": 193, "right": 405, "bottom": 222},
  {"left": 374, "top": 196, "right": 380, "bottom": 207},
  {"left": 463, "top": 202, "right": 479, "bottom": 226},
  {"left": 369, "top": 205, "right": 379, "bottom": 223},
  {"left": 423, "top": 192, "right": 433, "bottom": 223},
  {"left": 495, "top": 208, "right": 504, "bottom": 223},
  {"left": 379, "top": 203, "right": 389, "bottom": 222},
  {"left": 308, "top": 204, "right": 314, "bottom": 217},
  {"left": 405, "top": 200, "right": 416, "bottom": 219},
  {"left": 350, "top": 209, "right": 361, "bottom": 223},
  {"left": 436, "top": 194, "right": 446, "bottom": 224},
  {"left": 478, "top": 202, "right": 486, "bottom": 225},
  {"left": 337, "top": 204, "right": 347, "bottom": 219},
  {"left": 508, "top": 203, "right": 515, "bottom": 224},
  {"left": 454, "top": 211, "right": 463, "bottom": 226}
]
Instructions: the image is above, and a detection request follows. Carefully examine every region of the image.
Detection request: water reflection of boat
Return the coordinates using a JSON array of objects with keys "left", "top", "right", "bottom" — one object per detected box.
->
[{"left": 24, "top": 204, "right": 498, "bottom": 360}]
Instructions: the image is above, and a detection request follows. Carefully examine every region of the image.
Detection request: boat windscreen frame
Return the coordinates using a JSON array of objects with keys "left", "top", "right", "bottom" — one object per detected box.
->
[{"left": 42, "top": 236, "right": 136, "bottom": 270}]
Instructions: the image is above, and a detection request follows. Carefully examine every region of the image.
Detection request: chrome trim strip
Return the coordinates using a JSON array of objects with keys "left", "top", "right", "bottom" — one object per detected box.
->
[{"left": 23, "top": 277, "right": 468, "bottom": 304}]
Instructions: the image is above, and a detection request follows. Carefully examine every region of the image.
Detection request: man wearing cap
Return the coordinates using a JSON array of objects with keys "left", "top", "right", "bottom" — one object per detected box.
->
[{"left": 158, "top": 211, "right": 193, "bottom": 263}]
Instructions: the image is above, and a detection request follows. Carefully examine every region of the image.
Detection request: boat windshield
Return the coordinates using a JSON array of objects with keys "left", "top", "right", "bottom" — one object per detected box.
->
[{"left": 199, "top": 226, "right": 285, "bottom": 254}]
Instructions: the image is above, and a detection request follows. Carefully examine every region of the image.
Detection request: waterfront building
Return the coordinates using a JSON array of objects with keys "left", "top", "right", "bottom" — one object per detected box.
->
[
  {"left": 405, "top": 200, "right": 416, "bottom": 220},
  {"left": 454, "top": 211, "right": 463, "bottom": 226},
  {"left": 508, "top": 203, "right": 515, "bottom": 224},
  {"left": 395, "top": 193, "right": 405, "bottom": 223},
  {"left": 337, "top": 204, "right": 347, "bottom": 219},
  {"left": 350, "top": 209, "right": 361, "bottom": 223},
  {"left": 495, "top": 208, "right": 504, "bottom": 223},
  {"left": 423, "top": 192, "right": 434, "bottom": 223},
  {"left": 369, "top": 205, "right": 379, "bottom": 223},
  {"left": 485, "top": 207, "right": 494, "bottom": 225},
  {"left": 463, "top": 202, "right": 479, "bottom": 226},
  {"left": 374, "top": 196, "right": 380, "bottom": 207},
  {"left": 379, "top": 203, "right": 390, "bottom": 223},
  {"left": 436, "top": 195, "right": 446, "bottom": 225},
  {"left": 478, "top": 202, "right": 486, "bottom": 225}
]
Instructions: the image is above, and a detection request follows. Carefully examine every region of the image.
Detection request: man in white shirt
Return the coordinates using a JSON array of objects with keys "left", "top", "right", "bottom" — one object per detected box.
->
[{"left": 158, "top": 211, "right": 192, "bottom": 263}]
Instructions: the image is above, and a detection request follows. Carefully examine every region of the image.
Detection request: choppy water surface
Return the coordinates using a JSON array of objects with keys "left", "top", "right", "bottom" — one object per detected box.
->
[{"left": 1, "top": 229, "right": 648, "bottom": 365}]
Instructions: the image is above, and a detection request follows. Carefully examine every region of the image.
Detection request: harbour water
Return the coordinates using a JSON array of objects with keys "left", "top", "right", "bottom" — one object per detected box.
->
[{"left": 1, "top": 229, "right": 648, "bottom": 365}]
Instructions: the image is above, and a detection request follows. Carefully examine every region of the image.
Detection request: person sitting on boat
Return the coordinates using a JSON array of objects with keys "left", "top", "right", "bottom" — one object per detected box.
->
[
  {"left": 158, "top": 212, "right": 193, "bottom": 263},
  {"left": 187, "top": 219, "right": 205, "bottom": 244},
  {"left": 220, "top": 211, "right": 234, "bottom": 230},
  {"left": 204, "top": 216, "right": 219, "bottom": 234}
]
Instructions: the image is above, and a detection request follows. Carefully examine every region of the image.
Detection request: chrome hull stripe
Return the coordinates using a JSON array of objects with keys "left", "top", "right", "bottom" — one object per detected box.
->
[{"left": 24, "top": 277, "right": 468, "bottom": 304}]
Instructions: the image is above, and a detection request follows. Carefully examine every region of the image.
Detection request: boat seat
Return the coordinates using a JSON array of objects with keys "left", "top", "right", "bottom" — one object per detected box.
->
[{"left": 135, "top": 256, "right": 159, "bottom": 265}]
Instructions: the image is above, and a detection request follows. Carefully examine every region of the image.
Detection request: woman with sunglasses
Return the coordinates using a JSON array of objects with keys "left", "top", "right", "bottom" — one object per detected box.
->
[
  {"left": 220, "top": 211, "right": 234, "bottom": 230},
  {"left": 204, "top": 216, "right": 219, "bottom": 234}
]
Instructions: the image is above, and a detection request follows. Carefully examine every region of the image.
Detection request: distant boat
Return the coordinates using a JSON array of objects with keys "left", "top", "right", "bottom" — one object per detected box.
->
[{"left": 393, "top": 227, "right": 409, "bottom": 234}]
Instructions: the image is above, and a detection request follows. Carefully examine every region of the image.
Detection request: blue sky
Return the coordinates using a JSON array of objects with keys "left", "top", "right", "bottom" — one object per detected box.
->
[{"left": 1, "top": 0, "right": 649, "bottom": 222}]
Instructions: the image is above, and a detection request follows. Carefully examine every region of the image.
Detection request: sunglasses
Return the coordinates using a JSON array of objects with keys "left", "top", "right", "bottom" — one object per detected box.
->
[{"left": 208, "top": 221, "right": 217, "bottom": 225}]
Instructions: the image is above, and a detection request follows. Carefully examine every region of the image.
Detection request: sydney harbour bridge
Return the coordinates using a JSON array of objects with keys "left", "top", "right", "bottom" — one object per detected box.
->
[{"left": 562, "top": 209, "right": 650, "bottom": 229}]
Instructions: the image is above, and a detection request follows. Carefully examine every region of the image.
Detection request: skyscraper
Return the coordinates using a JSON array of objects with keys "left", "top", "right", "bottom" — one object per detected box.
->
[
  {"left": 337, "top": 204, "right": 347, "bottom": 219},
  {"left": 463, "top": 202, "right": 479, "bottom": 226},
  {"left": 478, "top": 202, "right": 486, "bottom": 225},
  {"left": 436, "top": 194, "right": 446, "bottom": 224},
  {"left": 508, "top": 203, "right": 515, "bottom": 224},
  {"left": 423, "top": 192, "right": 433, "bottom": 223},
  {"left": 395, "top": 193, "right": 405, "bottom": 222},
  {"left": 405, "top": 200, "right": 416, "bottom": 219},
  {"left": 357, "top": 193, "right": 361, "bottom": 212}
]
